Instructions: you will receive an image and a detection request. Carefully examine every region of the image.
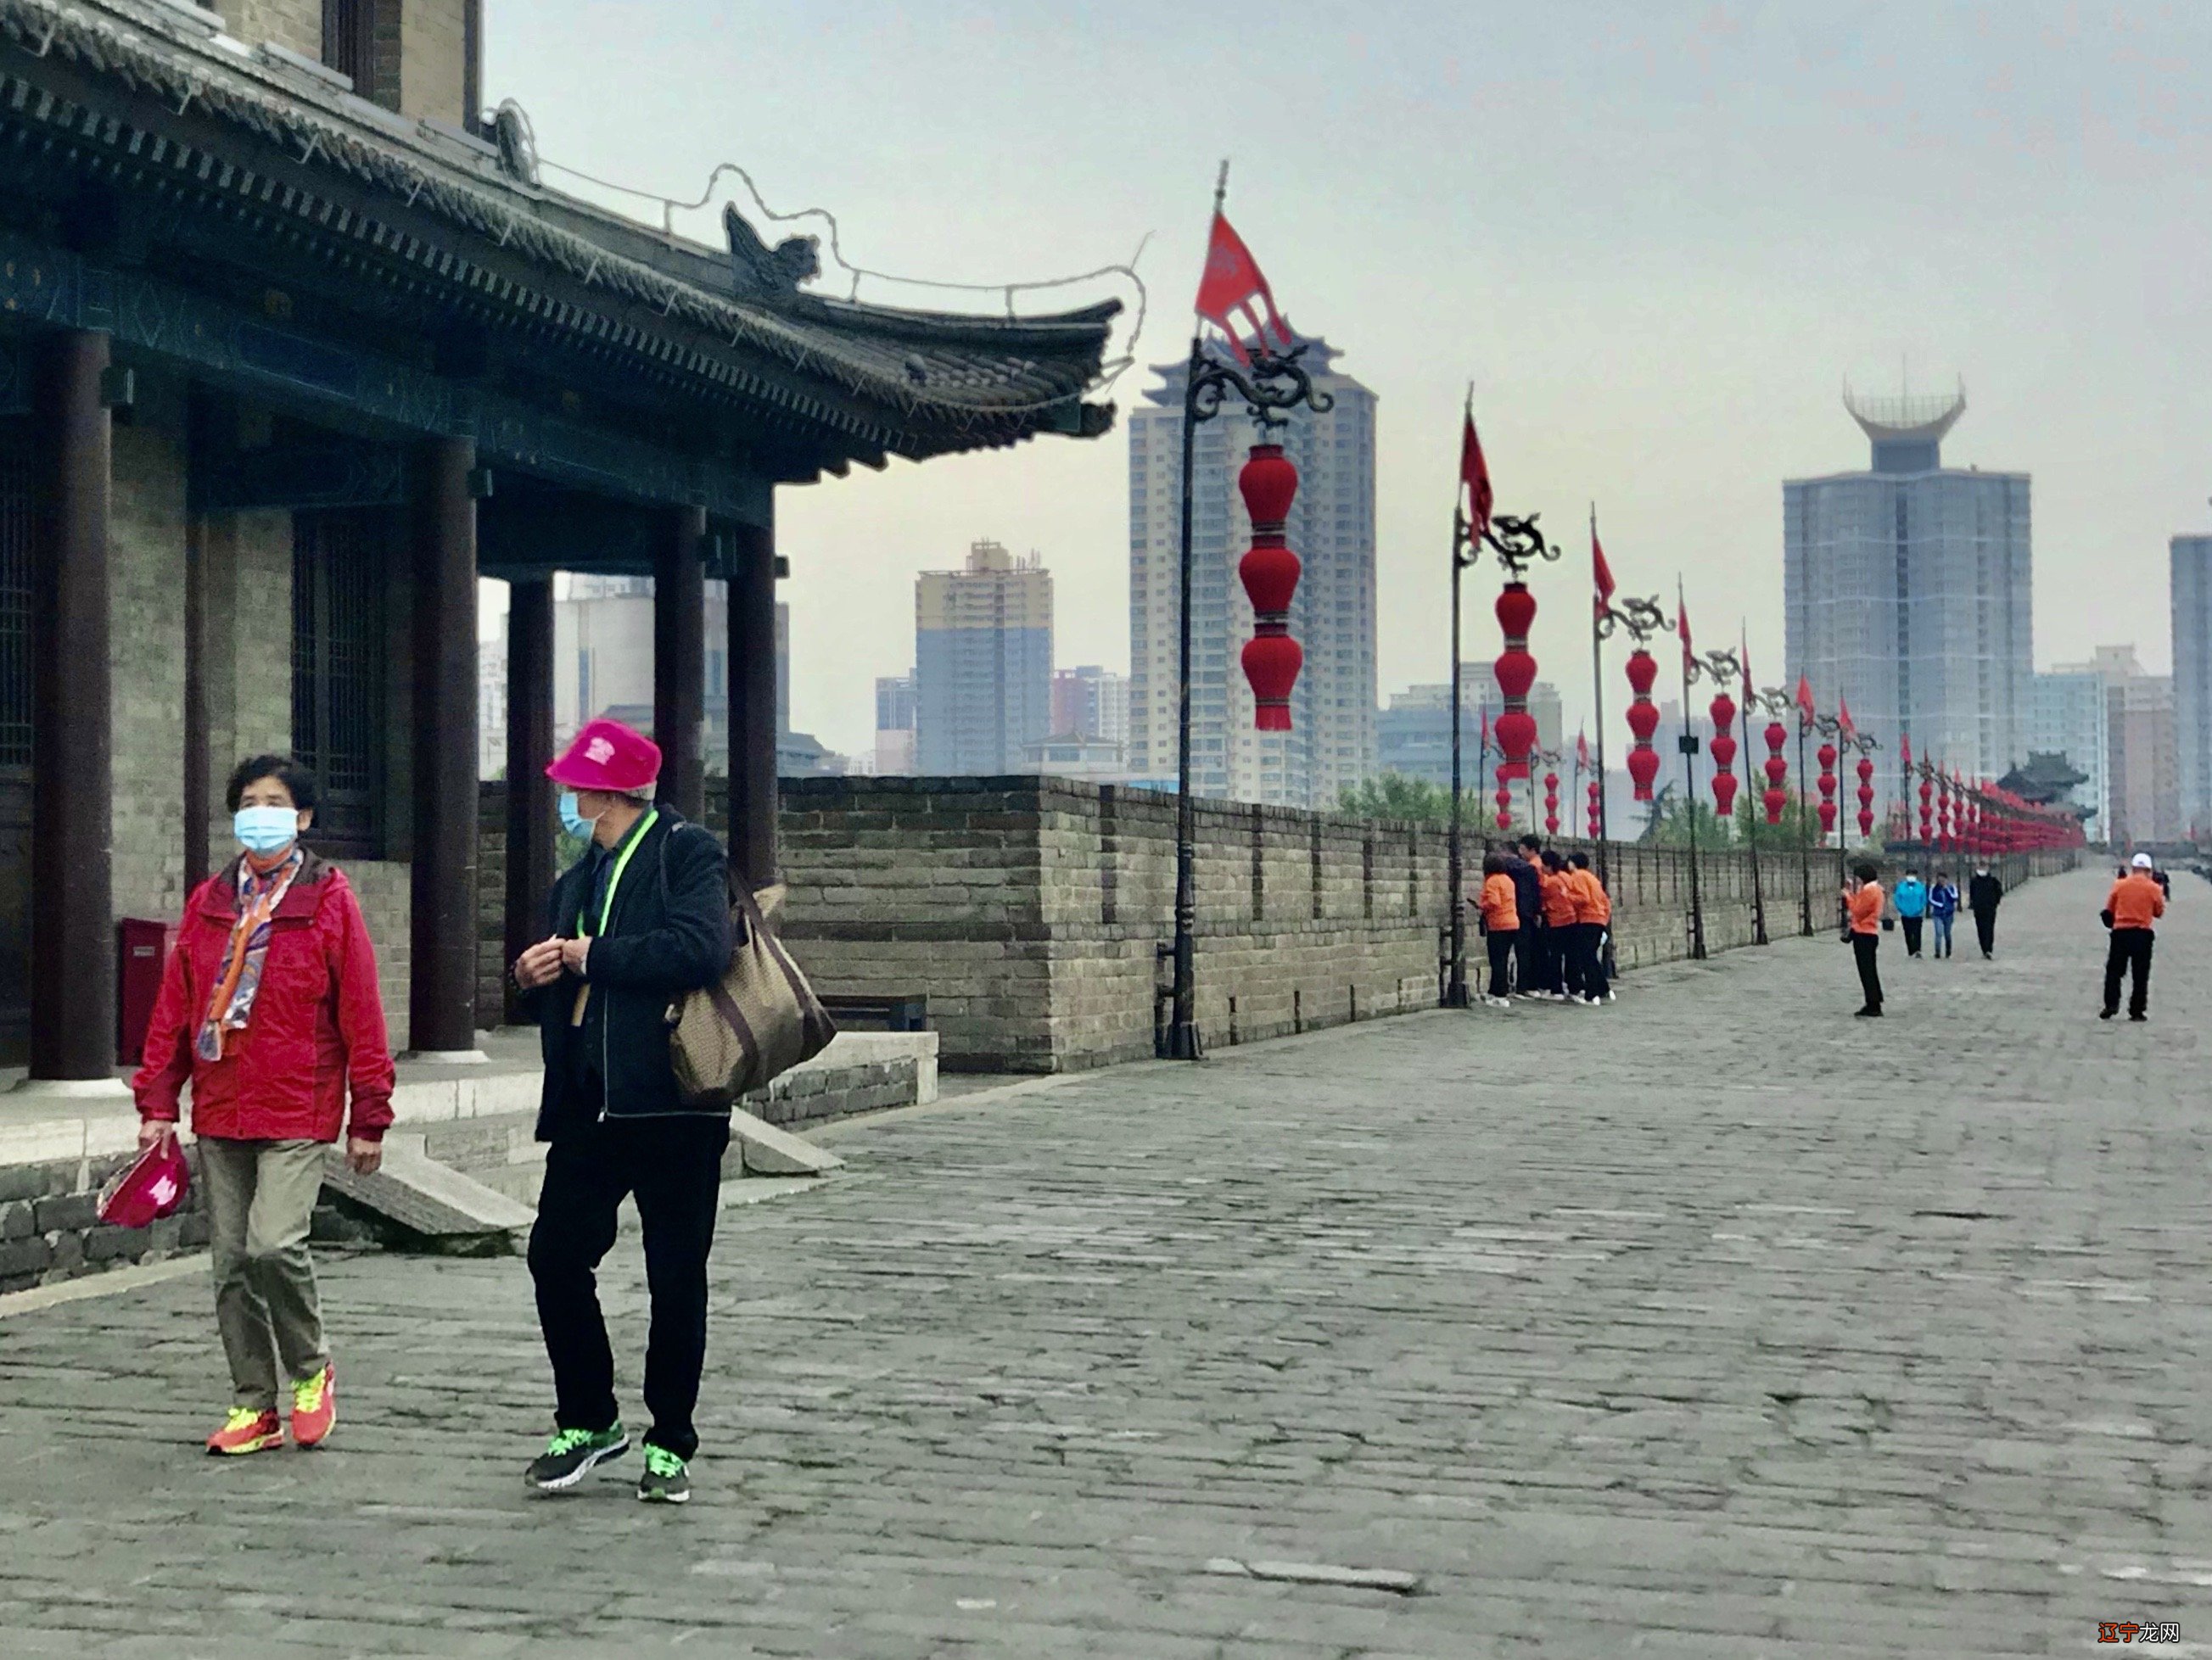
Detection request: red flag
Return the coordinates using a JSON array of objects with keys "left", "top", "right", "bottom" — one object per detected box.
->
[
  {"left": 1900, "top": 732, "right": 1912, "bottom": 769},
  {"left": 1593, "top": 529, "right": 1616, "bottom": 609},
  {"left": 1838, "top": 696, "right": 1856, "bottom": 742},
  {"left": 1576, "top": 729, "right": 1591, "bottom": 769},
  {"left": 1195, "top": 210, "right": 1291, "bottom": 366},
  {"left": 1675, "top": 584, "right": 1693, "bottom": 668},
  {"left": 1739, "top": 627, "right": 1751, "bottom": 698},
  {"left": 1478, "top": 709, "right": 1491, "bottom": 756},
  {"left": 1459, "top": 412, "right": 1493, "bottom": 534},
  {"left": 1795, "top": 674, "right": 1816, "bottom": 720}
]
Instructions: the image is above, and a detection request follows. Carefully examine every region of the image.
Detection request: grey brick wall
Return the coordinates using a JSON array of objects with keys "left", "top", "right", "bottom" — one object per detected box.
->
[
  {"left": 109, "top": 386, "right": 190, "bottom": 927},
  {"left": 399, "top": 0, "right": 468, "bottom": 126}
]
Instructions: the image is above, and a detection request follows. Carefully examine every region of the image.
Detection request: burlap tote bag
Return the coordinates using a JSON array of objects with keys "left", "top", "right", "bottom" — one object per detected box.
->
[{"left": 669, "top": 875, "right": 837, "bottom": 1108}]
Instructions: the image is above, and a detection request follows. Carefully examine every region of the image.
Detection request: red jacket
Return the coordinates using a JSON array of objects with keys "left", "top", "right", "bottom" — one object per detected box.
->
[{"left": 132, "top": 854, "right": 395, "bottom": 1143}]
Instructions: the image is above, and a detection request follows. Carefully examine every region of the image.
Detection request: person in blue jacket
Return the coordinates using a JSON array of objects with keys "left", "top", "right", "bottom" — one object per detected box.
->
[
  {"left": 1892, "top": 869, "right": 1929, "bottom": 958},
  {"left": 1926, "top": 871, "right": 1960, "bottom": 959}
]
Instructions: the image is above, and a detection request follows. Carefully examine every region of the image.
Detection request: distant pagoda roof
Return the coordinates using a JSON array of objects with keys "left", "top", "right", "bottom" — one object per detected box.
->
[
  {"left": 0, "top": 0, "right": 1120, "bottom": 472},
  {"left": 1997, "top": 751, "right": 2092, "bottom": 813}
]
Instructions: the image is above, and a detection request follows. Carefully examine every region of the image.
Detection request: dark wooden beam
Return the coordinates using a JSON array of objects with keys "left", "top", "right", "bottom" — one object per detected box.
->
[
  {"left": 408, "top": 436, "right": 481, "bottom": 1055},
  {"left": 28, "top": 330, "right": 115, "bottom": 1080},
  {"left": 654, "top": 507, "right": 708, "bottom": 821},
  {"left": 728, "top": 519, "right": 778, "bottom": 889},
  {"left": 503, "top": 573, "right": 554, "bottom": 1023}
]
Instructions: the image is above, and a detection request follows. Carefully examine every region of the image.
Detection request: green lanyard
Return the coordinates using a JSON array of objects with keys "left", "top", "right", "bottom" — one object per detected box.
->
[{"left": 579, "top": 809, "right": 658, "bottom": 937}]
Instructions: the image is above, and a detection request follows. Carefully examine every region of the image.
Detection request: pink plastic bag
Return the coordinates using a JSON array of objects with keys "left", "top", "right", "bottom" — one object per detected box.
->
[{"left": 98, "top": 1133, "right": 190, "bottom": 1228}]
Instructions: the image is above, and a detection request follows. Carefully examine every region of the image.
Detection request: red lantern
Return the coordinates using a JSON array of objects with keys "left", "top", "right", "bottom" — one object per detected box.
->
[
  {"left": 1237, "top": 444, "right": 1302, "bottom": 731},
  {"left": 1543, "top": 769, "right": 1560, "bottom": 836},
  {"left": 1493, "top": 584, "right": 1538, "bottom": 779},
  {"left": 1587, "top": 776, "right": 1602, "bottom": 837},
  {"left": 1708, "top": 691, "right": 1739, "bottom": 819},
  {"left": 1816, "top": 741, "right": 1839, "bottom": 839},
  {"left": 1855, "top": 752, "right": 1875, "bottom": 840},
  {"left": 1625, "top": 649, "right": 1660, "bottom": 800},
  {"left": 1494, "top": 769, "right": 1514, "bottom": 833},
  {"left": 1761, "top": 719, "right": 1789, "bottom": 825},
  {"left": 1918, "top": 774, "right": 1934, "bottom": 846}
]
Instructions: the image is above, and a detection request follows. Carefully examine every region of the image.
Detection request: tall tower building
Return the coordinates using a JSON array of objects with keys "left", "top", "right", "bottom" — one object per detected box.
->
[
  {"left": 914, "top": 540, "right": 1053, "bottom": 774},
  {"left": 1126, "top": 339, "right": 1377, "bottom": 807},
  {"left": 2173, "top": 534, "right": 2212, "bottom": 837},
  {"left": 1784, "top": 386, "right": 2030, "bottom": 813}
]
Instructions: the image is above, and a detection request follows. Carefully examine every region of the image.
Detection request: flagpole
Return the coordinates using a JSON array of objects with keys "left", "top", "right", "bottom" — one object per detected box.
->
[
  {"left": 1676, "top": 578, "right": 1706, "bottom": 959},
  {"left": 1445, "top": 424, "right": 1469, "bottom": 1009},
  {"left": 1589, "top": 504, "right": 1609, "bottom": 891},
  {"left": 1795, "top": 702, "right": 1813, "bottom": 936},
  {"left": 1167, "top": 323, "right": 1204, "bottom": 1059}
]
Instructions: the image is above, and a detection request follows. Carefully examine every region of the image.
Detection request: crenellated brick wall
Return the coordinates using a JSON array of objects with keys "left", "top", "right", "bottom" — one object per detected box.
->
[{"left": 475, "top": 778, "right": 2075, "bottom": 1073}]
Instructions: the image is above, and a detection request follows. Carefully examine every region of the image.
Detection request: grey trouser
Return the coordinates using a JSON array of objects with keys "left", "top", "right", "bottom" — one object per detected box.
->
[{"left": 198, "top": 1137, "right": 331, "bottom": 1412}]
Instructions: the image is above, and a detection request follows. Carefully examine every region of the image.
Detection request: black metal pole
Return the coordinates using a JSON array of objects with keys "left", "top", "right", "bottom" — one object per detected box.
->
[
  {"left": 1445, "top": 533, "right": 1468, "bottom": 1008},
  {"left": 1742, "top": 685, "right": 1766, "bottom": 945},
  {"left": 1168, "top": 335, "right": 1202, "bottom": 1060},
  {"left": 1677, "top": 637, "right": 1706, "bottom": 959},
  {"left": 1591, "top": 590, "right": 1610, "bottom": 891},
  {"left": 1795, "top": 717, "right": 1812, "bottom": 936}
]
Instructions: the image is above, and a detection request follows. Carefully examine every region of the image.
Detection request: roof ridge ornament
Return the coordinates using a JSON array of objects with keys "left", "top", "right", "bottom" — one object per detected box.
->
[
  {"left": 723, "top": 202, "right": 819, "bottom": 299},
  {"left": 492, "top": 98, "right": 538, "bottom": 187}
]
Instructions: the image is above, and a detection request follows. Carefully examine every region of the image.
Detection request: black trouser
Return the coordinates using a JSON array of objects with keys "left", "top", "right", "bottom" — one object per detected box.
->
[
  {"left": 1510, "top": 926, "right": 1539, "bottom": 994},
  {"left": 1973, "top": 908, "right": 1996, "bottom": 956},
  {"left": 1852, "top": 931, "right": 1883, "bottom": 1012},
  {"left": 529, "top": 1110, "right": 732, "bottom": 1462},
  {"left": 1554, "top": 924, "right": 1581, "bottom": 998},
  {"left": 1900, "top": 916, "right": 1924, "bottom": 956},
  {"left": 2102, "top": 927, "right": 2154, "bottom": 1017},
  {"left": 1574, "top": 921, "right": 1610, "bottom": 1000},
  {"left": 1487, "top": 931, "right": 1515, "bottom": 998}
]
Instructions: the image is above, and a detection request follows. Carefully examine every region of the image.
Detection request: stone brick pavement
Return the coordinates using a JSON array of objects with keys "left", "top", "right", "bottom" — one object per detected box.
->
[{"left": 0, "top": 867, "right": 2204, "bottom": 1657}]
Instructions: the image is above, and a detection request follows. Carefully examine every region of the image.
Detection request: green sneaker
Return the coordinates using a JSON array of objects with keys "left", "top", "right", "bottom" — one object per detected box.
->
[
  {"left": 637, "top": 1445, "right": 691, "bottom": 1505},
  {"left": 524, "top": 1423, "right": 629, "bottom": 1492}
]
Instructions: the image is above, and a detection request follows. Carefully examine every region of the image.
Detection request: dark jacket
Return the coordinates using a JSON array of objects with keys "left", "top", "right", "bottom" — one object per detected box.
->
[
  {"left": 527, "top": 807, "right": 733, "bottom": 1138},
  {"left": 1503, "top": 854, "right": 1543, "bottom": 926},
  {"left": 1968, "top": 872, "right": 2003, "bottom": 914}
]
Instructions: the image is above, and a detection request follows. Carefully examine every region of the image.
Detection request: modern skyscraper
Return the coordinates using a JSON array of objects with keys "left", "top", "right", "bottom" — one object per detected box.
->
[
  {"left": 874, "top": 672, "right": 917, "bottom": 775},
  {"left": 1050, "top": 666, "right": 1130, "bottom": 748},
  {"left": 1374, "top": 677, "right": 1565, "bottom": 794},
  {"left": 2173, "top": 534, "right": 2212, "bottom": 837},
  {"left": 2087, "top": 644, "right": 2181, "bottom": 847},
  {"left": 915, "top": 540, "right": 1053, "bottom": 774},
  {"left": 2025, "top": 668, "right": 2110, "bottom": 841},
  {"left": 1784, "top": 386, "right": 2030, "bottom": 813},
  {"left": 1126, "top": 338, "right": 1378, "bottom": 808}
]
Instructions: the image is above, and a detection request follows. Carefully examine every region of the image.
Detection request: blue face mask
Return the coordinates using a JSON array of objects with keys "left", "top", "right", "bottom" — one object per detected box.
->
[
  {"left": 234, "top": 804, "right": 300, "bottom": 854},
  {"left": 558, "top": 792, "right": 598, "bottom": 839}
]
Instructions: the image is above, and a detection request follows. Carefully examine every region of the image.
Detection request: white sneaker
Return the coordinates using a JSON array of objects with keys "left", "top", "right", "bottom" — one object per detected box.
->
[
  {"left": 1487, "top": 995, "right": 1512, "bottom": 1009},
  {"left": 1583, "top": 994, "right": 1602, "bottom": 1006}
]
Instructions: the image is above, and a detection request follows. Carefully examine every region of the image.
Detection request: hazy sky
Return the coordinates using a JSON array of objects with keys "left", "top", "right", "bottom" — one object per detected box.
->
[{"left": 488, "top": 2, "right": 2212, "bottom": 757}]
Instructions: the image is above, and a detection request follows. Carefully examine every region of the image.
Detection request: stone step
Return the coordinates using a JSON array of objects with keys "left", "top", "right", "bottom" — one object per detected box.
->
[{"left": 316, "top": 1139, "right": 536, "bottom": 1256}]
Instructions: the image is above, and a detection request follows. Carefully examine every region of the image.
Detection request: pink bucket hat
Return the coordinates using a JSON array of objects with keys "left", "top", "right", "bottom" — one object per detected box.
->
[{"left": 546, "top": 718, "right": 661, "bottom": 794}]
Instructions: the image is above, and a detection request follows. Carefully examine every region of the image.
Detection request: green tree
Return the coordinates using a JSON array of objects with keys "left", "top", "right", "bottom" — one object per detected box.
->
[{"left": 1336, "top": 773, "right": 1455, "bottom": 827}]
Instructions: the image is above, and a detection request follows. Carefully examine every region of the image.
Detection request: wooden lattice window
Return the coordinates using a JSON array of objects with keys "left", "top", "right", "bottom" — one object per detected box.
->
[
  {"left": 292, "top": 508, "right": 389, "bottom": 855},
  {"left": 0, "top": 422, "right": 29, "bottom": 774},
  {"left": 322, "top": 0, "right": 373, "bottom": 86}
]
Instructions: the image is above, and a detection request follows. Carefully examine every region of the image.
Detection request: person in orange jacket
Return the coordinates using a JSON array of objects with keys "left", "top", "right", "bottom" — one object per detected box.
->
[
  {"left": 1844, "top": 860, "right": 1885, "bottom": 1016},
  {"left": 1476, "top": 852, "right": 1520, "bottom": 1009},
  {"left": 1566, "top": 852, "right": 1613, "bottom": 1004},
  {"left": 1537, "top": 849, "right": 1579, "bottom": 999},
  {"left": 2099, "top": 852, "right": 2167, "bottom": 1021}
]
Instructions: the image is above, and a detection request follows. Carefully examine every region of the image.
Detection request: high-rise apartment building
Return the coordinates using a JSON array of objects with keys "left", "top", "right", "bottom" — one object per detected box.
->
[
  {"left": 2025, "top": 668, "right": 2109, "bottom": 841},
  {"left": 1126, "top": 339, "right": 1378, "bottom": 808},
  {"left": 2173, "top": 534, "right": 2212, "bottom": 837},
  {"left": 874, "top": 673, "right": 918, "bottom": 775},
  {"left": 1050, "top": 666, "right": 1130, "bottom": 747},
  {"left": 1375, "top": 677, "right": 1565, "bottom": 794},
  {"left": 2086, "top": 645, "right": 2181, "bottom": 847},
  {"left": 915, "top": 540, "right": 1053, "bottom": 774},
  {"left": 1784, "top": 387, "right": 2030, "bottom": 814}
]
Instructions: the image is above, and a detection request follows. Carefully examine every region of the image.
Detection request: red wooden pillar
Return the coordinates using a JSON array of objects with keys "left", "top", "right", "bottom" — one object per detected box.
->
[
  {"left": 28, "top": 330, "right": 115, "bottom": 1081},
  {"left": 409, "top": 437, "right": 481, "bottom": 1056}
]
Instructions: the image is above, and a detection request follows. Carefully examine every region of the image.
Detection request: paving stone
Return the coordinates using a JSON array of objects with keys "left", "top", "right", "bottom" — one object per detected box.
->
[{"left": 0, "top": 869, "right": 2198, "bottom": 1655}]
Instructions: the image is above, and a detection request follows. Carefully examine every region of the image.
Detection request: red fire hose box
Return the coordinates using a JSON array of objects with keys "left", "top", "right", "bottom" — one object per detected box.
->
[{"left": 117, "top": 918, "right": 178, "bottom": 1067}]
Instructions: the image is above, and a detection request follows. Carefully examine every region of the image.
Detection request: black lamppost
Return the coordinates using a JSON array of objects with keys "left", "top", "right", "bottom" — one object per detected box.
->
[
  {"left": 1163, "top": 339, "right": 1331, "bottom": 1060},
  {"left": 1750, "top": 685, "right": 1806, "bottom": 935},
  {"left": 1592, "top": 593, "right": 1664, "bottom": 894},
  {"left": 1674, "top": 645, "right": 1736, "bottom": 962},
  {"left": 1446, "top": 507, "right": 1557, "bottom": 1008}
]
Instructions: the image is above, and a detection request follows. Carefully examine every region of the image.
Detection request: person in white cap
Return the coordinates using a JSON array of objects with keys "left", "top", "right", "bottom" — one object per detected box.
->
[
  {"left": 510, "top": 718, "right": 733, "bottom": 1504},
  {"left": 2098, "top": 853, "right": 2166, "bottom": 1022}
]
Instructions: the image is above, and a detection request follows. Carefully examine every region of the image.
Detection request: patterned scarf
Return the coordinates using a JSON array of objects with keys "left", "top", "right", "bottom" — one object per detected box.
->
[{"left": 195, "top": 848, "right": 304, "bottom": 1062}]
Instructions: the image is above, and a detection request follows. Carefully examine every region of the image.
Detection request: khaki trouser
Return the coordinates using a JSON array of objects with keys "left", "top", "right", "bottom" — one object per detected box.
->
[{"left": 198, "top": 1137, "right": 330, "bottom": 1412}]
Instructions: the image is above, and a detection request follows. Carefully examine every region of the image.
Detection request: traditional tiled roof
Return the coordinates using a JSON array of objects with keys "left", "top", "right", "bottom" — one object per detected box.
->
[{"left": 0, "top": 0, "right": 1120, "bottom": 462}]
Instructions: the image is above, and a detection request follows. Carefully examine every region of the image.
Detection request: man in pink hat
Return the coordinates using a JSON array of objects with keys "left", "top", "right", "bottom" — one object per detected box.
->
[{"left": 509, "top": 717, "right": 733, "bottom": 1505}]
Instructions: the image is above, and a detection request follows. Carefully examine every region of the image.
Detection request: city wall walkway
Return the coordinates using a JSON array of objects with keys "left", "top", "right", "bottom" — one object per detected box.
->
[{"left": 0, "top": 868, "right": 2202, "bottom": 1657}]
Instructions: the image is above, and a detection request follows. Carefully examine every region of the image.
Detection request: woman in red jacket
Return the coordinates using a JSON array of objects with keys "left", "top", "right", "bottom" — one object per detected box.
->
[{"left": 132, "top": 757, "right": 395, "bottom": 1456}]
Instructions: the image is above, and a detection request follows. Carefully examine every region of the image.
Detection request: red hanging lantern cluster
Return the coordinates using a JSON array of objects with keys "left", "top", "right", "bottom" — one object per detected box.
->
[
  {"left": 1625, "top": 649, "right": 1661, "bottom": 800},
  {"left": 1816, "top": 740, "right": 1839, "bottom": 839},
  {"left": 1937, "top": 772, "right": 1954, "bottom": 850},
  {"left": 1855, "top": 752, "right": 1876, "bottom": 841},
  {"left": 1708, "top": 688, "right": 1739, "bottom": 820},
  {"left": 1587, "top": 775, "right": 1602, "bottom": 836},
  {"left": 1543, "top": 767, "right": 1560, "bottom": 836},
  {"left": 1761, "top": 718, "right": 1789, "bottom": 826},
  {"left": 1493, "top": 584, "right": 1538, "bottom": 779},
  {"left": 1918, "top": 769, "right": 1935, "bottom": 846},
  {"left": 1237, "top": 444, "right": 1302, "bottom": 731},
  {"left": 1494, "top": 770, "right": 1514, "bottom": 833}
]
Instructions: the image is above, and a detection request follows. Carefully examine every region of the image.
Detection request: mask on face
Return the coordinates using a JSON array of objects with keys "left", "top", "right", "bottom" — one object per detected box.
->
[
  {"left": 234, "top": 804, "right": 300, "bottom": 854},
  {"left": 558, "top": 792, "right": 598, "bottom": 839}
]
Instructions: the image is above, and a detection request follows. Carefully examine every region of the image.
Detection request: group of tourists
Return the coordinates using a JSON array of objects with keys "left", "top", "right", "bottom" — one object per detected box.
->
[
  {"left": 1472, "top": 834, "right": 1615, "bottom": 1009},
  {"left": 132, "top": 718, "right": 736, "bottom": 1504},
  {"left": 1840, "top": 852, "right": 2174, "bottom": 1022}
]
